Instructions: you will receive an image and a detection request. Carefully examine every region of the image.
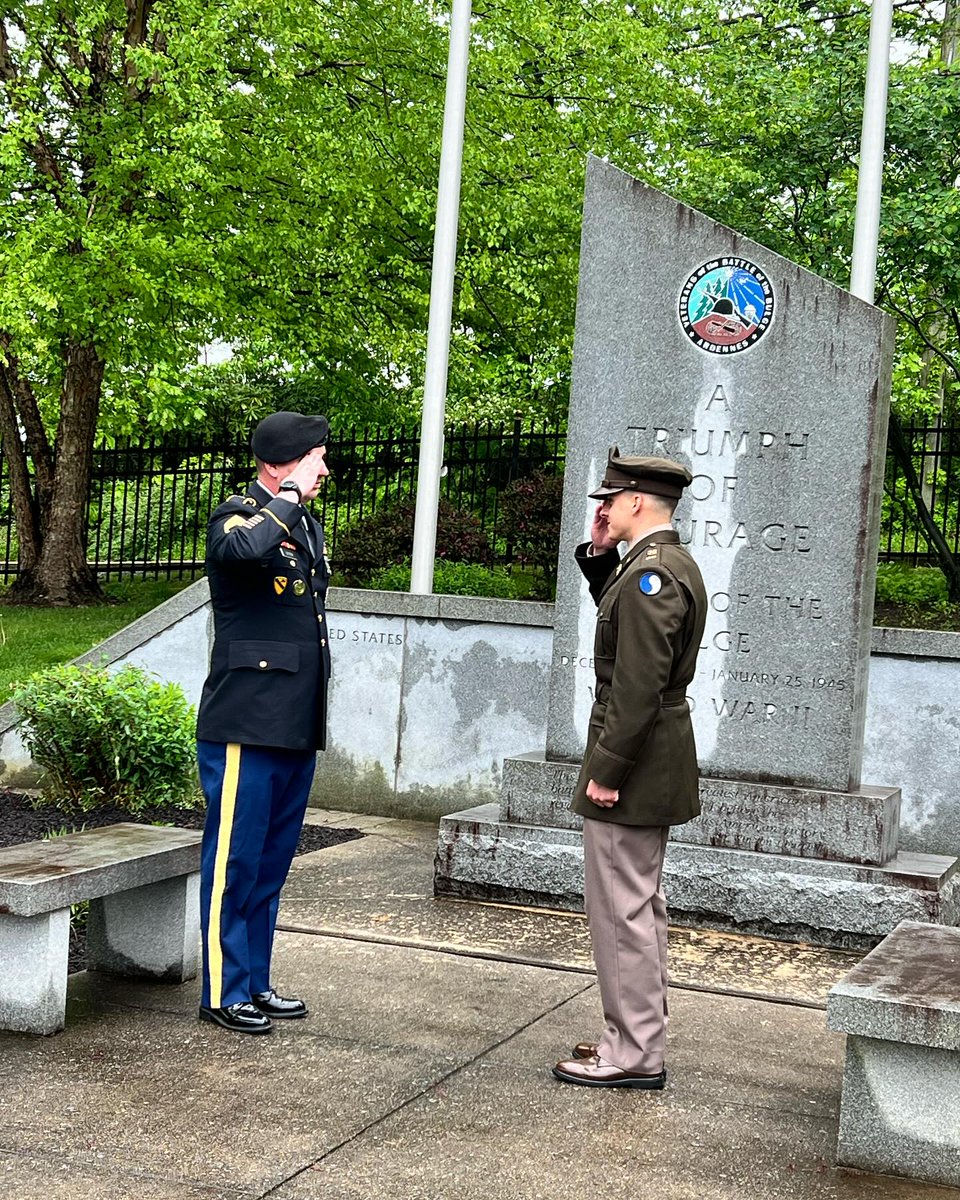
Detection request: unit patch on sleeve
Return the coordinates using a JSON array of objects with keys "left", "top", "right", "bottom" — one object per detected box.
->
[{"left": 638, "top": 571, "right": 662, "bottom": 596}]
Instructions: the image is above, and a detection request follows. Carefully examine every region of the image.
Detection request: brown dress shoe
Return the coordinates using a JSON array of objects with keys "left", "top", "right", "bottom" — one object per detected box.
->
[
  {"left": 573, "top": 1041, "right": 598, "bottom": 1059},
  {"left": 553, "top": 1055, "right": 666, "bottom": 1089}
]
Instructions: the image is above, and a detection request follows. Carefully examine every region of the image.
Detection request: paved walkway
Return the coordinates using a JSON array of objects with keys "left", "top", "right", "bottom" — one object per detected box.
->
[{"left": 1, "top": 812, "right": 956, "bottom": 1200}]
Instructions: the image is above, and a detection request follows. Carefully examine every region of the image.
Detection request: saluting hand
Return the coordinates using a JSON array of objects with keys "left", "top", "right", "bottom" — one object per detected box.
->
[
  {"left": 590, "top": 503, "right": 619, "bottom": 553},
  {"left": 280, "top": 446, "right": 329, "bottom": 503}
]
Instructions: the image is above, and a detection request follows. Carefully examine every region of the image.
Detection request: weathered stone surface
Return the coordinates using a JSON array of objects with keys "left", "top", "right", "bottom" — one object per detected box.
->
[
  {"left": 0, "top": 909, "right": 69, "bottom": 1035},
  {"left": 88, "top": 873, "right": 200, "bottom": 983},
  {"left": 0, "top": 824, "right": 201, "bottom": 917},
  {"left": 314, "top": 610, "right": 552, "bottom": 816},
  {"left": 835, "top": 1035, "right": 960, "bottom": 1188},
  {"left": 863, "top": 654, "right": 960, "bottom": 859},
  {"left": 396, "top": 619, "right": 549, "bottom": 797},
  {"left": 827, "top": 921, "right": 960, "bottom": 1051},
  {"left": 502, "top": 754, "right": 901, "bottom": 865},
  {"left": 501, "top": 754, "right": 582, "bottom": 830},
  {"left": 546, "top": 157, "right": 895, "bottom": 793},
  {"left": 680, "top": 779, "right": 900, "bottom": 865},
  {"left": 436, "top": 805, "right": 960, "bottom": 949}
]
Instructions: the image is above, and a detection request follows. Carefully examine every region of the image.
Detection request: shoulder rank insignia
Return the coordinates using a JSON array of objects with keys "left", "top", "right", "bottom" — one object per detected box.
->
[
  {"left": 274, "top": 576, "right": 288, "bottom": 595},
  {"left": 644, "top": 546, "right": 659, "bottom": 559},
  {"left": 639, "top": 571, "right": 662, "bottom": 596}
]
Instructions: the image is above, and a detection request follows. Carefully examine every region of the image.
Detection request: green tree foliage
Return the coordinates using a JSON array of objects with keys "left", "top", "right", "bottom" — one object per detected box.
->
[{"left": 2, "top": 0, "right": 960, "bottom": 604}]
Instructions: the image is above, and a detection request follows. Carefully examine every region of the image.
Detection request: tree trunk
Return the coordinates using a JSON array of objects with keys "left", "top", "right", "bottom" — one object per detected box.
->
[
  {"left": 6, "top": 341, "right": 106, "bottom": 605},
  {"left": 0, "top": 368, "right": 41, "bottom": 577}
]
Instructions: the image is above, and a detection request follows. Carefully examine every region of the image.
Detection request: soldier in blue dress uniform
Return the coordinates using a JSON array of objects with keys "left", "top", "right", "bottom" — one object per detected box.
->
[{"left": 196, "top": 410, "right": 332, "bottom": 1034}]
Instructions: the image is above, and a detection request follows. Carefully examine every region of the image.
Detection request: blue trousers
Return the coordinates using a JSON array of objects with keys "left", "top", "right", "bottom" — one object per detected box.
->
[{"left": 197, "top": 740, "right": 316, "bottom": 1009}]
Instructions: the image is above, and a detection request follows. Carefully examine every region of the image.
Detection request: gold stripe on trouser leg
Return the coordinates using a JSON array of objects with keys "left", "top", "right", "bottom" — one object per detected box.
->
[{"left": 208, "top": 743, "right": 241, "bottom": 1009}]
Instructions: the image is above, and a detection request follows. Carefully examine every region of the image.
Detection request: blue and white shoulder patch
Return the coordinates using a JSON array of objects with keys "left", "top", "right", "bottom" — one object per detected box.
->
[{"left": 638, "top": 571, "right": 662, "bottom": 596}]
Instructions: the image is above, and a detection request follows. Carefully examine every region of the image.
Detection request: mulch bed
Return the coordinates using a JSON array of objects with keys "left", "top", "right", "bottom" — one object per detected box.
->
[
  {"left": 873, "top": 601, "right": 960, "bottom": 631},
  {"left": 0, "top": 787, "right": 363, "bottom": 974}
]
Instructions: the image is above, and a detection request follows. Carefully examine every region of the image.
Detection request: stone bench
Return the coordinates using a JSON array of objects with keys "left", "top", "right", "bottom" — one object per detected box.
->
[
  {"left": 0, "top": 822, "right": 202, "bottom": 1035},
  {"left": 826, "top": 920, "right": 960, "bottom": 1188}
]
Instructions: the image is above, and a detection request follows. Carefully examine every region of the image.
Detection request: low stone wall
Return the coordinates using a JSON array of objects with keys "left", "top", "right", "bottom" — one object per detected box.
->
[{"left": 0, "top": 580, "right": 957, "bottom": 853}]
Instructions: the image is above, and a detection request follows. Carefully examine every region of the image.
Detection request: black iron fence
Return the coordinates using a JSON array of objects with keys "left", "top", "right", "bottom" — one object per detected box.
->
[
  {"left": 0, "top": 417, "right": 956, "bottom": 584},
  {"left": 881, "top": 421, "right": 960, "bottom": 565},
  {"left": 0, "top": 420, "right": 566, "bottom": 583}
]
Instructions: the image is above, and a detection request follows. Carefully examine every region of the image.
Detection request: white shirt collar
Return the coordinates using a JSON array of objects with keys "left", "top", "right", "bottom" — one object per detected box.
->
[{"left": 625, "top": 523, "right": 675, "bottom": 554}]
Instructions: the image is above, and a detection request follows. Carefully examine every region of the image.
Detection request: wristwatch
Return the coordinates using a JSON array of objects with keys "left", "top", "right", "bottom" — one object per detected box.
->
[{"left": 278, "top": 480, "right": 303, "bottom": 503}]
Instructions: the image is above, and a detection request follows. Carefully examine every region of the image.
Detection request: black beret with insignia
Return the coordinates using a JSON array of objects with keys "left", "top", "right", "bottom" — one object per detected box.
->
[
  {"left": 251, "top": 411, "right": 330, "bottom": 463},
  {"left": 588, "top": 447, "right": 692, "bottom": 500}
]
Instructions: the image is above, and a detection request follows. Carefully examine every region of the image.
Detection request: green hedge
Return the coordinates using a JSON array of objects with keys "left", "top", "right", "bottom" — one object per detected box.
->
[
  {"left": 13, "top": 663, "right": 201, "bottom": 813},
  {"left": 875, "top": 563, "right": 949, "bottom": 607}
]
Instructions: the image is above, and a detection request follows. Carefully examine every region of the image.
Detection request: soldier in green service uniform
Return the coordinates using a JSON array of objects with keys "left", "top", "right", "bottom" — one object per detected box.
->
[{"left": 553, "top": 448, "right": 707, "bottom": 1090}]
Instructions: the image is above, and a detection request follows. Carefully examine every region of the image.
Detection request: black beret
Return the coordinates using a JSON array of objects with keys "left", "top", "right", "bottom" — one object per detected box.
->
[
  {"left": 588, "top": 447, "right": 692, "bottom": 500},
  {"left": 251, "top": 411, "right": 330, "bottom": 463}
]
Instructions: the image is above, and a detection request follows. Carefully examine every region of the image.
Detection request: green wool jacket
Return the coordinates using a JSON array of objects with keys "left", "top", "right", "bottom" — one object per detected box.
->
[{"left": 571, "top": 529, "right": 707, "bottom": 828}]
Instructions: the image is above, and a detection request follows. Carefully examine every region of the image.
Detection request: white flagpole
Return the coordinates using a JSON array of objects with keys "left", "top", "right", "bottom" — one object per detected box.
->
[
  {"left": 849, "top": 0, "right": 894, "bottom": 304},
  {"left": 410, "top": 0, "right": 473, "bottom": 595}
]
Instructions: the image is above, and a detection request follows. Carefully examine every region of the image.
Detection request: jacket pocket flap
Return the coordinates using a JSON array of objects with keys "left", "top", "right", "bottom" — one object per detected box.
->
[{"left": 229, "top": 641, "right": 300, "bottom": 673}]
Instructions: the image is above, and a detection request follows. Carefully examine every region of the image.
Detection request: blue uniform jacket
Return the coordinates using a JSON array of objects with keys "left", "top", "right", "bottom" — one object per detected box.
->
[{"left": 196, "top": 483, "right": 331, "bottom": 751}]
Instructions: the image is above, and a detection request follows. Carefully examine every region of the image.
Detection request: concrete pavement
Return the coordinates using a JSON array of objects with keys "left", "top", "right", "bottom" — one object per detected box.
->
[{"left": 1, "top": 812, "right": 956, "bottom": 1200}]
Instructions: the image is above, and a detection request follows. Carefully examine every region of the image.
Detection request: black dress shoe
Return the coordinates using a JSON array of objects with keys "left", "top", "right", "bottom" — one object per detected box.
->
[
  {"left": 251, "top": 988, "right": 308, "bottom": 1019},
  {"left": 199, "top": 1002, "right": 272, "bottom": 1034}
]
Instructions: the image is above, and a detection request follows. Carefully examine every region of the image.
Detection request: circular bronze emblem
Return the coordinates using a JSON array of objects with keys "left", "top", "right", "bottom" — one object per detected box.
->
[{"left": 292, "top": 579, "right": 307, "bottom": 596}]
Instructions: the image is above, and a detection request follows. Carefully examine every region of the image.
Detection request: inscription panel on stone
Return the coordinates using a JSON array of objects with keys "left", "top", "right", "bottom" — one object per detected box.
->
[
  {"left": 674, "top": 778, "right": 899, "bottom": 865},
  {"left": 546, "top": 158, "right": 894, "bottom": 793},
  {"left": 502, "top": 756, "right": 899, "bottom": 864}
]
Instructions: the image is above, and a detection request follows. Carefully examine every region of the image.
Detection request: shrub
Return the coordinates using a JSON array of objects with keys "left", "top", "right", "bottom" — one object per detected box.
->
[
  {"left": 875, "top": 563, "right": 949, "bottom": 607},
  {"left": 367, "top": 561, "right": 525, "bottom": 598},
  {"left": 13, "top": 664, "right": 200, "bottom": 813},
  {"left": 335, "top": 497, "right": 492, "bottom": 584},
  {"left": 499, "top": 471, "right": 564, "bottom": 572}
]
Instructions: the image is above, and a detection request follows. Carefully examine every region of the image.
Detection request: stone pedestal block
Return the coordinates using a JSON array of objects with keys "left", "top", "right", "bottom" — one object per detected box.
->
[
  {"left": 88, "top": 872, "right": 200, "bottom": 982},
  {"left": 436, "top": 805, "right": 960, "bottom": 950},
  {"left": 827, "top": 922, "right": 960, "bottom": 1187},
  {"left": 834, "top": 1037, "right": 960, "bottom": 1188},
  {"left": 502, "top": 754, "right": 901, "bottom": 865},
  {"left": 0, "top": 909, "right": 70, "bottom": 1035}
]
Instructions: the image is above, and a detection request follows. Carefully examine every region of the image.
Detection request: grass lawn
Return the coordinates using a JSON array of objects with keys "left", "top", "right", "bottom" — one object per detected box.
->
[{"left": 0, "top": 578, "right": 198, "bottom": 697}]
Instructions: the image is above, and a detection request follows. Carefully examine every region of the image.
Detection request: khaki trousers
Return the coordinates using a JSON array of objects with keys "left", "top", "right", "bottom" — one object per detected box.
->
[{"left": 582, "top": 818, "right": 670, "bottom": 1073}]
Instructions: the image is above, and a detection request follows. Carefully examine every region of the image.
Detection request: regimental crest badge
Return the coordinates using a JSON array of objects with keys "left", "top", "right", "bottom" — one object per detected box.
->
[
  {"left": 273, "top": 576, "right": 288, "bottom": 595},
  {"left": 678, "top": 258, "right": 774, "bottom": 355}
]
